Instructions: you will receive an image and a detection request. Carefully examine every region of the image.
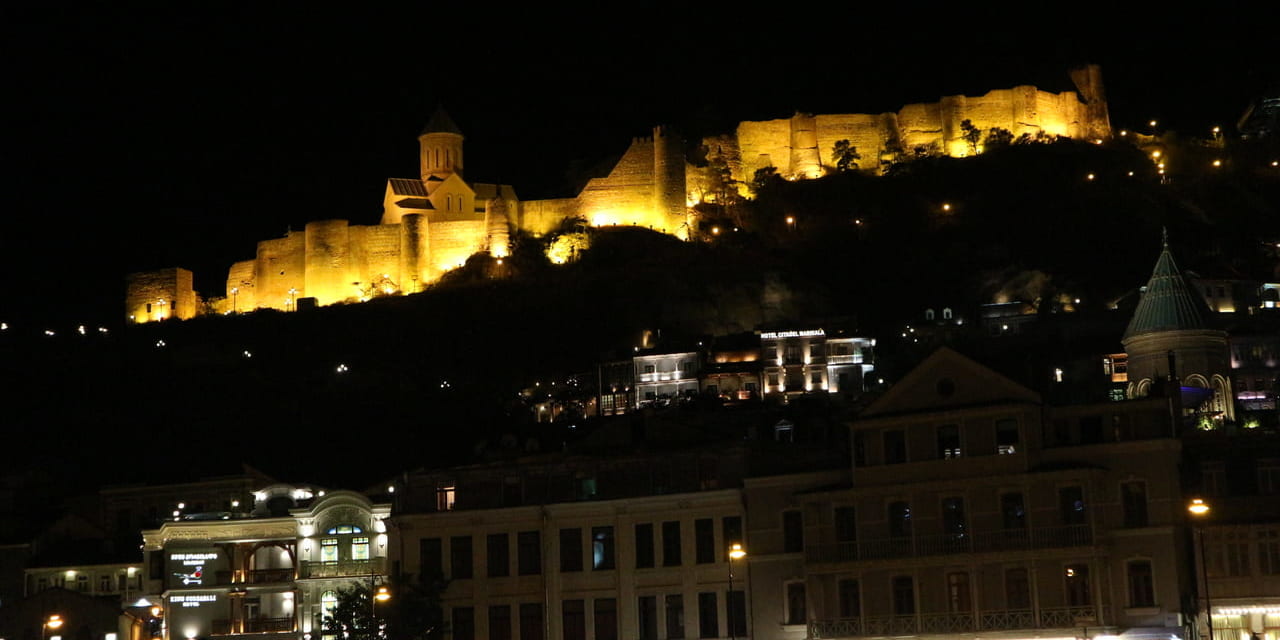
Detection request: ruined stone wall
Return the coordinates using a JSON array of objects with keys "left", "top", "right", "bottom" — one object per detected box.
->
[
  {"left": 225, "top": 260, "right": 256, "bottom": 311},
  {"left": 125, "top": 268, "right": 197, "bottom": 322},
  {"left": 573, "top": 138, "right": 660, "bottom": 230},
  {"left": 253, "top": 233, "right": 305, "bottom": 311},
  {"left": 349, "top": 224, "right": 403, "bottom": 295},
  {"left": 427, "top": 218, "right": 487, "bottom": 274}
]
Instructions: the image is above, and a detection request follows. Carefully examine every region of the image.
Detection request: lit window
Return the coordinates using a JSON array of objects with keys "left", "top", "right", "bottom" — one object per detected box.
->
[
  {"left": 351, "top": 537, "right": 370, "bottom": 561},
  {"left": 437, "top": 485, "right": 456, "bottom": 511},
  {"left": 321, "top": 590, "right": 338, "bottom": 619},
  {"left": 321, "top": 539, "right": 338, "bottom": 563}
]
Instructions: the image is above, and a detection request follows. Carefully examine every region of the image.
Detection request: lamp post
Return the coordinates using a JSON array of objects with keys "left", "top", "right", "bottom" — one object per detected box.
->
[
  {"left": 1188, "top": 498, "right": 1213, "bottom": 640},
  {"left": 369, "top": 583, "right": 390, "bottom": 640},
  {"left": 231, "top": 287, "right": 238, "bottom": 313},
  {"left": 728, "top": 543, "right": 746, "bottom": 640}
]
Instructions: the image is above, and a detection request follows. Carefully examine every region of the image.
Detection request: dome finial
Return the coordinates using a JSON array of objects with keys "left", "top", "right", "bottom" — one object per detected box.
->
[{"left": 1161, "top": 226, "right": 1169, "bottom": 248}]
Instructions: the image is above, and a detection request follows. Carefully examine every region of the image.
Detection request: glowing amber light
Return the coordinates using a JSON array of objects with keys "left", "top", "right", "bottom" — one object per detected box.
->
[
  {"left": 941, "top": 203, "right": 952, "bottom": 212},
  {"left": 729, "top": 543, "right": 746, "bottom": 560},
  {"left": 1212, "top": 159, "right": 1222, "bottom": 167},
  {"left": 1151, "top": 150, "right": 1162, "bottom": 159},
  {"left": 46, "top": 615, "right": 64, "bottom": 629},
  {"left": 1188, "top": 498, "right": 1210, "bottom": 516},
  {"left": 375, "top": 586, "right": 391, "bottom": 602}
]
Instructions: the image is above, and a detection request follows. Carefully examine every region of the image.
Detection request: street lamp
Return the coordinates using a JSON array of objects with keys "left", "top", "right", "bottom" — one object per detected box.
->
[
  {"left": 1188, "top": 498, "right": 1213, "bottom": 640},
  {"left": 44, "top": 614, "right": 64, "bottom": 640},
  {"left": 728, "top": 543, "right": 747, "bottom": 640},
  {"left": 231, "top": 287, "right": 238, "bottom": 313},
  {"left": 370, "top": 583, "right": 391, "bottom": 640}
]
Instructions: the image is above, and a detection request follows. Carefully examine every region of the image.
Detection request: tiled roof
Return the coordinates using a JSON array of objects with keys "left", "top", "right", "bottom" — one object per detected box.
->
[
  {"left": 388, "top": 178, "right": 427, "bottom": 196},
  {"left": 1123, "top": 232, "right": 1211, "bottom": 339}
]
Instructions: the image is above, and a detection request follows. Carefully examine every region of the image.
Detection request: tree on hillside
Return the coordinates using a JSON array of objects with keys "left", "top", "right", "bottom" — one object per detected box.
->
[
  {"left": 750, "top": 166, "right": 780, "bottom": 196},
  {"left": 984, "top": 127, "right": 1014, "bottom": 150},
  {"left": 960, "top": 119, "right": 982, "bottom": 155},
  {"left": 831, "top": 139, "right": 861, "bottom": 172}
]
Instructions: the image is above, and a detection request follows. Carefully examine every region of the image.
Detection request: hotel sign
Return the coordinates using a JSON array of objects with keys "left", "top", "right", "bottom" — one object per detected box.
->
[{"left": 760, "top": 329, "right": 825, "bottom": 339}]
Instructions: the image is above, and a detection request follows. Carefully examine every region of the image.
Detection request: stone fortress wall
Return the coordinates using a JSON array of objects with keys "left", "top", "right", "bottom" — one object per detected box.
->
[{"left": 126, "top": 67, "right": 1109, "bottom": 321}]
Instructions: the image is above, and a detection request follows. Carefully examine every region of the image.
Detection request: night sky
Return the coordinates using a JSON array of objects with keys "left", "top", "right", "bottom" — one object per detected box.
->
[{"left": 2, "top": 6, "right": 1274, "bottom": 326}]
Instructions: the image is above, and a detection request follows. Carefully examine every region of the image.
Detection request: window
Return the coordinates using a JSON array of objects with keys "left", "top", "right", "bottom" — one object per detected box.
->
[
  {"left": 562, "top": 600, "right": 585, "bottom": 640},
  {"left": 1065, "top": 564, "right": 1091, "bottom": 606},
  {"left": 1127, "top": 561, "right": 1155, "bottom": 607},
  {"left": 594, "top": 598, "right": 617, "bottom": 640},
  {"left": 996, "top": 419, "right": 1019, "bottom": 454},
  {"left": 811, "top": 371, "right": 822, "bottom": 386},
  {"left": 1212, "top": 531, "right": 1250, "bottom": 577},
  {"left": 810, "top": 343, "right": 824, "bottom": 358},
  {"left": 638, "top": 596, "right": 658, "bottom": 640},
  {"left": 937, "top": 424, "right": 961, "bottom": 459},
  {"left": 99, "top": 575, "right": 111, "bottom": 592},
  {"left": 635, "top": 523, "right": 655, "bottom": 569},
  {"left": 436, "top": 485, "right": 456, "bottom": 511},
  {"left": 489, "top": 605, "right": 512, "bottom": 640},
  {"left": 517, "top": 531, "right": 541, "bottom": 576},
  {"left": 321, "top": 538, "right": 338, "bottom": 563},
  {"left": 1259, "top": 459, "right": 1280, "bottom": 495},
  {"left": 834, "top": 507, "right": 857, "bottom": 543},
  {"left": 351, "top": 536, "right": 370, "bottom": 561},
  {"left": 727, "top": 590, "right": 746, "bottom": 637},
  {"left": 783, "top": 510, "right": 804, "bottom": 552},
  {"left": 838, "top": 579, "right": 860, "bottom": 618},
  {"left": 1122, "top": 482, "right": 1148, "bottom": 527},
  {"left": 785, "top": 582, "right": 806, "bottom": 625},
  {"left": 321, "top": 591, "right": 338, "bottom": 619},
  {"left": 420, "top": 538, "right": 442, "bottom": 579},
  {"left": 947, "top": 572, "right": 971, "bottom": 612},
  {"left": 942, "top": 497, "right": 966, "bottom": 536},
  {"left": 487, "top": 533, "right": 509, "bottom": 577},
  {"left": 1001, "top": 493, "right": 1026, "bottom": 530},
  {"left": 767, "top": 373, "right": 779, "bottom": 387},
  {"left": 451, "top": 536, "right": 473, "bottom": 579},
  {"left": 695, "top": 519, "right": 715, "bottom": 564},
  {"left": 884, "top": 430, "right": 907, "bottom": 464},
  {"left": 560, "top": 528, "right": 582, "bottom": 572},
  {"left": 1005, "top": 568, "right": 1030, "bottom": 609},
  {"left": 892, "top": 576, "right": 915, "bottom": 615},
  {"left": 722, "top": 516, "right": 743, "bottom": 560},
  {"left": 662, "top": 521, "right": 682, "bottom": 566},
  {"left": 665, "top": 595, "right": 685, "bottom": 639},
  {"left": 518, "top": 603, "right": 543, "bottom": 640},
  {"left": 1259, "top": 529, "right": 1280, "bottom": 575},
  {"left": 592, "top": 526, "right": 615, "bottom": 570},
  {"left": 1202, "top": 462, "right": 1225, "bottom": 496},
  {"left": 452, "top": 607, "right": 475, "bottom": 640},
  {"left": 503, "top": 477, "right": 522, "bottom": 507},
  {"left": 1059, "top": 486, "right": 1086, "bottom": 525},
  {"left": 698, "top": 592, "right": 720, "bottom": 637},
  {"left": 888, "top": 501, "right": 912, "bottom": 538}
]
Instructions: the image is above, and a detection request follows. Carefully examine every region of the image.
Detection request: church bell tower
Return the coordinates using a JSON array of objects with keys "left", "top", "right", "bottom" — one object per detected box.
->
[{"left": 419, "top": 107, "right": 464, "bottom": 183}]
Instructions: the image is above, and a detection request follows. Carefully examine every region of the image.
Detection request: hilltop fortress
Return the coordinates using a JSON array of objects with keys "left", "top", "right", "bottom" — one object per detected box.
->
[{"left": 126, "top": 66, "right": 1111, "bottom": 322}]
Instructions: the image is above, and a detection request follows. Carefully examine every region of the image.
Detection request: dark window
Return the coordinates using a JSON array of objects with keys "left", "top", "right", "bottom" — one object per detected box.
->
[
  {"left": 638, "top": 596, "right": 658, "bottom": 640},
  {"left": 560, "top": 528, "right": 582, "bottom": 572},
  {"left": 517, "top": 531, "right": 541, "bottom": 576},
  {"left": 665, "top": 595, "right": 685, "bottom": 639},
  {"left": 662, "top": 521, "right": 682, "bottom": 566},
  {"left": 695, "top": 518, "right": 715, "bottom": 564},
  {"left": 892, "top": 576, "right": 915, "bottom": 615},
  {"left": 888, "top": 501, "right": 912, "bottom": 538},
  {"left": 1080, "top": 415, "right": 1104, "bottom": 444},
  {"left": 783, "top": 510, "right": 804, "bottom": 552},
  {"left": 942, "top": 497, "right": 966, "bottom": 535},
  {"left": 1005, "top": 568, "right": 1031, "bottom": 609},
  {"left": 452, "top": 607, "right": 475, "bottom": 640},
  {"left": 996, "top": 418, "right": 1019, "bottom": 454},
  {"left": 594, "top": 598, "right": 617, "bottom": 640},
  {"left": 1001, "top": 493, "right": 1026, "bottom": 530},
  {"left": 884, "top": 430, "right": 906, "bottom": 464},
  {"left": 947, "top": 572, "right": 971, "bottom": 612},
  {"left": 853, "top": 431, "right": 867, "bottom": 466},
  {"left": 698, "top": 592, "right": 719, "bottom": 638},
  {"left": 419, "top": 538, "right": 442, "bottom": 579},
  {"left": 1128, "top": 560, "right": 1155, "bottom": 607},
  {"left": 519, "top": 603, "right": 543, "bottom": 640},
  {"left": 834, "top": 507, "right": 857, "bottom": 543},
  {"left": 489, "top": 605, "right": 512, "bottom": 640},
  {"left": 838, "top": 579, "right": 860, "bottom": 618},
  {"left": 937, "top": 424, "right": 961, "bottom": 459},
  {"left": 1065, "top": 564, "right": 1091, "bottom": 606},
  {"left": 592, "top": 526, "right": 615, "bottom": 570},
  {"left": 722, "top": 516, "right": 743, "bottom": 560},
  {"left": 635, "top": 523, "right": 655, "bottom": 568},
  {"left": 562, "top": 600, "right": 585, "bottom": 640},
  {"left": 503, "top": 477, "right": 522, "bottom": 507},
  {"left": 1122, "top": 482, "right": 1149, "bottom": 527},
  {"left": 1059, "top": 486, "right": 1086, "bottom": 525},
  {"left": 450, "top": 536, "right": 472, "bottom": 579},
  {"left": 727, "top": 590, "right": 746, "bottom": 637},
  {"left": 785, "top": 582, "right": 806, "bottom": 625},
  {"left": 487, "top": 533, "right": 509, "bottom": 577}
]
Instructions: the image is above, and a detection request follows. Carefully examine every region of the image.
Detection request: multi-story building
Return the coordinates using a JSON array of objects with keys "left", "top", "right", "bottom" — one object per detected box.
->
[
  {"left": 759, "top": 326, "right": 874, "bottom": 400},
  {"left": 140, "top": 483, "right": 390, "bottom": 640},
  {"left": 701, "top": 332, "right": 763, "bottom": 404},
  {"left": 25, "top": 561, "right": 145, "bottom": 604},
  {"left": 633, "top": 349, "right": 700, "bottom": 408},
  {"left": 393, "top": 447, "right": 750, "bottom": 640},
  {"left": 748, "top": 347, "right": 1191, "bottom": 640}
]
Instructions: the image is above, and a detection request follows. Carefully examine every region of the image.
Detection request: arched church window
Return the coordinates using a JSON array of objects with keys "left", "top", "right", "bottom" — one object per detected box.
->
[
  {"left": 943, "top": 308, "right": 953, "bottom": 320},
  {"left": 321, "top": 590, "right": 338, "bottom": 619},
  {"left": 925, "top": 309, "right": 935, "bottom": 321},
  {"left": 1135, "top": 379, "right": 1152, "bottom": 398}
]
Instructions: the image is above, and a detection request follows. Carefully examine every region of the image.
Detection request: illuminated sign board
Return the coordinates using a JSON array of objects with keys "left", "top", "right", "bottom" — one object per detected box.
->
[
  {"left": 170, "top": 594, "right": 218, "bottom": 608},
  {"left": 760, "top": 329, "right": 825, "bottom": 339},
  {"left": 166, "top": 549, "right": 226, "bottom": 589}
]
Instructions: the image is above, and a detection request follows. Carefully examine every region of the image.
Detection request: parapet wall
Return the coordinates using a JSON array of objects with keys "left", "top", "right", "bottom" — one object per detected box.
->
[{"left": 125, "top": 268, "right": 197, "bottom": 322}]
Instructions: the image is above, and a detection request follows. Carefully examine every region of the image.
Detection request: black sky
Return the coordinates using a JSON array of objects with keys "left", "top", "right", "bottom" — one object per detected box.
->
[{"left": 2, "top": 6, "right": 1274, "bottom": 326}]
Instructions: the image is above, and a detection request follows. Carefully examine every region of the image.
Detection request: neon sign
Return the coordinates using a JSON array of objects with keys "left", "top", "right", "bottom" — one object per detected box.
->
[{"left": 760, "top": 329, "right": 825, "bottom": 339}]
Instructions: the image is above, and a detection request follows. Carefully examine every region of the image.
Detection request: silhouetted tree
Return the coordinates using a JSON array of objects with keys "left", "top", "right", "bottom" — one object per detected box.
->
[
  {"left": 984, "top": 127, "right": 1014, "bottom": 149},
  {"left": 831, "top": 139, "right": 861, "bottom": 172},
  {"left": 960, "top": 119, "right": 982, "bottom": 154}
]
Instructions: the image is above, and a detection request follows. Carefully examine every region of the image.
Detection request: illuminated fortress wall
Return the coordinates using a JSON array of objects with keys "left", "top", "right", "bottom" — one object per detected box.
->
[{"left": 126, "top": 68, "right": 1108, "bottom": 321}]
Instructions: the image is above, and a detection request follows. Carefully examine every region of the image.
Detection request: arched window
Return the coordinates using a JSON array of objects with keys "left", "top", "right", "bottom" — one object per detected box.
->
[
  {"left": 943, "top": 307, "right": 953, "bottom": 320},
  {"left": 321, "top": 590, "right": 338, "bottom": 619},
  {"left": 925, "top": 309, "right": 935, "bottom": 321}
]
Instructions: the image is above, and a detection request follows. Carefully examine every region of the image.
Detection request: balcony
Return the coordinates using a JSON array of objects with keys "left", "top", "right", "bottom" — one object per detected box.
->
[
  {"left": 299, "top": 558, "right": 385, "bottom": 578},
  {"left": 826, "top": 354, "right": 862, "bottom": 365},
  {"left": 210, "top": 618, "right": 296, "bottom": 636},
  {"left": 807, "top": 525, "right": 1092, "bottom": 563},
  {"left": 246, "top": 568, "right": 294, "bottom": 584},
  {"left": 811, "top": 607, "right": 1100, "bottom": 638}
]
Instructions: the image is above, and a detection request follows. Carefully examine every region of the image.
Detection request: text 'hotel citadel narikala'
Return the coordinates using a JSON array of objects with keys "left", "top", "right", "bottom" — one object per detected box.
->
[{"left": 125, "top": 66, "right": 1111, "bottom": 322}]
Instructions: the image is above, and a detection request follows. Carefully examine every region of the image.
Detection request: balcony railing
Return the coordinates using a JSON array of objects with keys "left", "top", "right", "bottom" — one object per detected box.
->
[
  {"left": 811, "top": 606, "right": 1099, "bottom": 638},
  {"left": 299, "top": 558, "right": 385, "bottom": 578},
  {"left": 807, "top": 525, "right": 1092, "bottom": 563},
  {"left": 210, "top": 617, "right": 296, "bottom": 636},
  {"left": 826, "top": 354, "right": 862, "bottom": 364}
]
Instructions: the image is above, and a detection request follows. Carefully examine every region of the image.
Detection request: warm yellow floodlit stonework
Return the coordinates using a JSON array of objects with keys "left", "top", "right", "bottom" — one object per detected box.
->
[{"left": 126, "top": 67, "right": 1110, "bottom": 321}]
